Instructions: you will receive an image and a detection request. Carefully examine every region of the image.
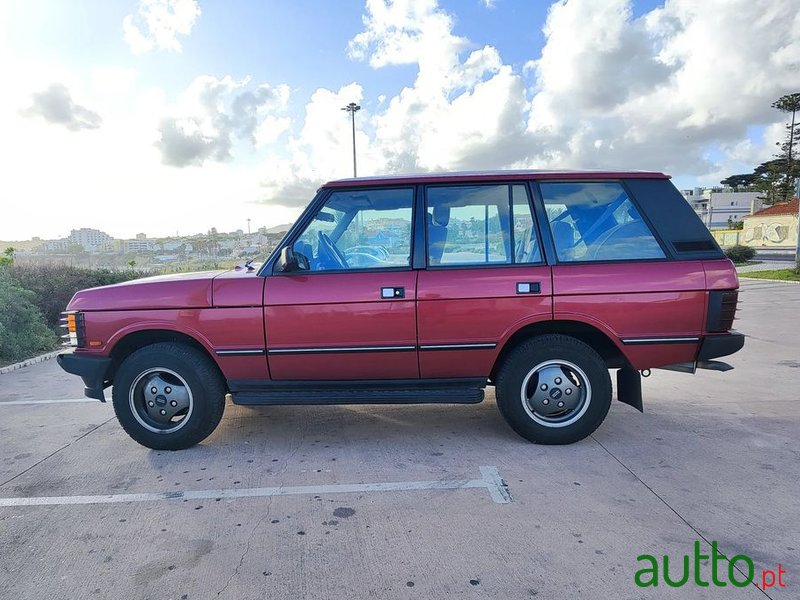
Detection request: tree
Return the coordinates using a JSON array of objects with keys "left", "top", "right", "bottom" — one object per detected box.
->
[
  {"left": 720, "top": 174, "right": 756, "bottom": 190},
  {"left": 772, "top": 93, "right": 800, "bottom": 203},
  {"left": 753, "top": 158, "right": 793, "bottom": 205},
  {"left": 0, "top": 247, "right": 14, "bottom": 268}
]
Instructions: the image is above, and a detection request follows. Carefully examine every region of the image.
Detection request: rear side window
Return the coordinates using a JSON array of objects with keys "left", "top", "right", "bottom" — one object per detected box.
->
[
  {"left": 539, "top": 182, "right": 665, "bottom": 262},
  {"left": 425, "top": 184, "right": 542, "bottom": 266}
]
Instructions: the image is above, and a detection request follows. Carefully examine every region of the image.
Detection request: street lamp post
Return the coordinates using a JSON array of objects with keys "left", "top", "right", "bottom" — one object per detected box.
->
[{"left": 341, "top": 102, "right": 361, "bottom": 177}]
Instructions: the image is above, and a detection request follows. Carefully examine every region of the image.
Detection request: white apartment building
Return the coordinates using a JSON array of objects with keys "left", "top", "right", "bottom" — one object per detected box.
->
[
  {"left": 680, "top": 188, "right": 762, "bottom": 230},
  {"left": 68, "top": 228, "right": 113, "bottom": 252}
]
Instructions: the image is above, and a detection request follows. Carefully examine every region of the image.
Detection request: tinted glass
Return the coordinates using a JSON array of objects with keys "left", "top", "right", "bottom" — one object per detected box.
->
[
  {"left": 539, "top": 182, "right": 665, "bottom": 262},
  {"left": 294, "top": 188, "right": 413, "bottom": 271},
  {"left": 426, "top": 184, "right": 541, "bottom": 266}
]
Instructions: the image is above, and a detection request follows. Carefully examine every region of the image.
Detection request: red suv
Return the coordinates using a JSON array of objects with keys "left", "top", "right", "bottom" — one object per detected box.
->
[{"left": 58, "top": 171, "right": 744, "bottom": 450}]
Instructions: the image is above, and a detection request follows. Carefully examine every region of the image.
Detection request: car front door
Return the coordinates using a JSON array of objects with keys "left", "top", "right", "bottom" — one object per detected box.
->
[
  {"left": 264, "top": 186, "right": 419, "bottom": 380},
  {"left": 417, "top": 183, "right": 553, "bottom": 378}
]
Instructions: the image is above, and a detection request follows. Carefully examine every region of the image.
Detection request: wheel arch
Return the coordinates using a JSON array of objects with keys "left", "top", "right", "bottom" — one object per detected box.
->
[
  {"left": 490, "top": 320, "right": 629, "bottom": 383},
  {"left": 109, "top": 329, "right": 225, "bottom": 387}
]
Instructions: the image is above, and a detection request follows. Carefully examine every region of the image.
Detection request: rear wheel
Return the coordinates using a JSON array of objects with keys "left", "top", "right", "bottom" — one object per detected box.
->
[
  {"left": 495, "top": 334, "right": 611, "bottom": 444},
  {"left": 112, "top": 342, "right": 226, "bottom": 450}
]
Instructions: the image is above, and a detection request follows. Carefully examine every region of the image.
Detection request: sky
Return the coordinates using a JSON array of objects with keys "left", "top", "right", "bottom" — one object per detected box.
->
[{"left": 1, "top": 0, "right": 799, "bottom": 241}]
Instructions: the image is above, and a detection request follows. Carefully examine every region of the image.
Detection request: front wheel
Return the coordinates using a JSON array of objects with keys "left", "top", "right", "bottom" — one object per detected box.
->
[
  {"left": 111, "top": 342, "right": 226, "bottom": 450},
  {"left": 495, "top": 335, "right": 612, "bottom": 444}
]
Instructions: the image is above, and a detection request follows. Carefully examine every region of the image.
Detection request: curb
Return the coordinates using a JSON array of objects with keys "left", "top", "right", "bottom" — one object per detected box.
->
[
  {"left": 739, "top": 277, "right": 800, "bottom": 284},
  {"left": 0, "top": 350, "right": 62, "bottom": 375}
]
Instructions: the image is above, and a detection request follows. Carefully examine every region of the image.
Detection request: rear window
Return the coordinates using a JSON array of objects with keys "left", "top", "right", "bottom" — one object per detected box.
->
[{"left": 539, "top": 182, "right": 665, "bottom": 262}]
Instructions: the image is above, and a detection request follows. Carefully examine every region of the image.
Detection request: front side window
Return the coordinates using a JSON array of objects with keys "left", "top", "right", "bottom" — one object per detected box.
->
[
  {"left": 292, "top": 188, "right": 414, "bottom": 271},
  {"left": 426, "top": 184, "right": 542, "bottom": 266},
  {"left": 539, "top": 182, "right": 665, "bottom": 262}
]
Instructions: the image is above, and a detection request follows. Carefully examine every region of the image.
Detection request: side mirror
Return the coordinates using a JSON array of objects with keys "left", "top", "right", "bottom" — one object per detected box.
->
[{"left": 277, "top": 246, "right": 309, "bottom": 273}]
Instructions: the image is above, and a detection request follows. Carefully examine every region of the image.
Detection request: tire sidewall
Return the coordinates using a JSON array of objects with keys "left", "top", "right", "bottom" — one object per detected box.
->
[
  {"left": 112, "top": 344, "right": 225, "bottom": 450},
  {"left": 496, "top": 336, "right": 612, "bottom": 444}
]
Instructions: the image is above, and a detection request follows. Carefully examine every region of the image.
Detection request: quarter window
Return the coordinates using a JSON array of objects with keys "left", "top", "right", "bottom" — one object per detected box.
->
[
  {"left": 293, "top": 188, "right": 414, "bottom": 271},
  {"left": 539, "top": 182, "right": 665, "bottom": 262},
  {"left": 426, "top": 184, "right": 542, "bottom": 266}
]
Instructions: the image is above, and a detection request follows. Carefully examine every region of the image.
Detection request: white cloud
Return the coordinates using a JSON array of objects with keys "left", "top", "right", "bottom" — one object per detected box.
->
[
  {"left": 525, "top": 0, "right": 800, "bottom": 177},
  {"left": 156, "top": 76, "right": 291, "bottom": 167},
  {"left": 123, "top": 0, "right": 201, "bottom": 54},
  {"left": 259, "top": 0, "right": 800, "bottom": 208},
  {"left": 21, "top": 83, "right": 102, "bottom": 131}
]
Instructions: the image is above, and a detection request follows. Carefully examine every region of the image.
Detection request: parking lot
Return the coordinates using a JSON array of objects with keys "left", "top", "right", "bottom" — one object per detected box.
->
[{"left": 0, "top": 279, "right": 797, "bottom": 599}]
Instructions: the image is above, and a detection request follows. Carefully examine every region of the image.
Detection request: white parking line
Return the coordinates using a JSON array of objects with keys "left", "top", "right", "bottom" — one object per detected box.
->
[
  {"left": 0, "top": 466, "right": 511, "bottom": 507},
  {"left": 0, "top": 399, "right": 99, "bottom": 406}
]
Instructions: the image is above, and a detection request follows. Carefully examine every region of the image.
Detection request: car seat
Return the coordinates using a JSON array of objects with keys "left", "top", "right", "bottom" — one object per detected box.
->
[{"left": 427, "top": 205, "right": 450, "bottom": 265}]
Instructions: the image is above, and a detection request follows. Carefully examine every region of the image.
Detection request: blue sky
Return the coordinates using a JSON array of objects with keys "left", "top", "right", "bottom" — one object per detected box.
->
[{"left": 1, "top": 0, "right": 798, "bottom": 240}]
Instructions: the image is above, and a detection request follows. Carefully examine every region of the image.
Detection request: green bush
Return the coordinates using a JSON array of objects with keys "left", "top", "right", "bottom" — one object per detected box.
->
[
  {"left": 724, "top": 245, "right": 756, "bottom": 264},
  {"left": 8, "top": 265, "right": 146, "bottom": 332},
  {"left": 0, "top": 273, "right": 57, "bottom": 363}
]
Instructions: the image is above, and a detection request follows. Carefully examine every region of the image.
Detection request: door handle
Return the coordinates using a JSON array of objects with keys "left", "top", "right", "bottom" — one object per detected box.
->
[
  {"left": 381, "top": 287, "right": 405, "bottom": 299},
  {"left": 516, "top": 282, "right": 541, "bottom": 294}
]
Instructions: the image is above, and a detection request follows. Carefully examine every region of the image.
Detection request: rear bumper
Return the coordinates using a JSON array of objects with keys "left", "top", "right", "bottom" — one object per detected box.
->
[
  {"left": 697, "top": 331, "right": 745, "bottom": 361},
  {"left": 57, "top": 353, "right": 112, "bottom": 401}
]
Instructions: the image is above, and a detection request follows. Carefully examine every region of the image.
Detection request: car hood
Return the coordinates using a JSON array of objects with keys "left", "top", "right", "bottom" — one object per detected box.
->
[{"left": 67, "top": 270, "right": 224, "bottom": 311}]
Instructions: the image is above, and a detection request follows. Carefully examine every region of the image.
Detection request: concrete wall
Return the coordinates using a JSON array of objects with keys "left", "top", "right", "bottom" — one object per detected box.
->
[
  {"left": 741, "top": 214, "right": 799, "bottom": 248},
  {"left": 715, "top": 213, "right": 800, "bottom": 248}
]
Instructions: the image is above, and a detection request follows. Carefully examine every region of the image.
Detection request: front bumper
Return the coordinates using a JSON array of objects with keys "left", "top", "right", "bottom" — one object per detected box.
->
[{"left": 57, "top": 352, "right": 112, "bottom": 402}]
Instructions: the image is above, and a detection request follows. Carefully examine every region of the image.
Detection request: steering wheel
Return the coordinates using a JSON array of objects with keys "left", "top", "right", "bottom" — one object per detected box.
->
[
  {"left": 345, "top": 245, "right": 389, "bottom": 261},
  {"left": 317, "top": 231, "right": 349, "bottom": 269}
]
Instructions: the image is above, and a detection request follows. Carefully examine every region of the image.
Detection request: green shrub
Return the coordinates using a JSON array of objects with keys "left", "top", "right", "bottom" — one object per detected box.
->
[
  {"left": 8, "top": 265, "right": 146, "bottom": 332},
  {"left": 0, "top": 273, "right": 57, "bottom": 363},
  {"left": 724, "top": 245, "right": 756, "bottom": 264}
]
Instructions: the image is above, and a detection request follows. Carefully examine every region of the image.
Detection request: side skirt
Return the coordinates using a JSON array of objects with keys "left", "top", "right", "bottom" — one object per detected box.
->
[{"left": 227, "top": 378, "right": 487, "bottom": 406}]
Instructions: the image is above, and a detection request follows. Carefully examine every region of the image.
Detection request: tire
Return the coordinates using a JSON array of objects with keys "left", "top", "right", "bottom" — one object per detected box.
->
[
  {"left": 495, "top": 334, "right": 612, "bottom": 445},
  {"left": 111, "top": 342, "right": 226, "bottom": 450}
]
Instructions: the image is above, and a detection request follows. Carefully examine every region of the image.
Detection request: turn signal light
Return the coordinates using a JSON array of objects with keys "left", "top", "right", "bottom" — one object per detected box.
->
[{"left": 60, "top": 311, "right": 85, "bottom": 347}]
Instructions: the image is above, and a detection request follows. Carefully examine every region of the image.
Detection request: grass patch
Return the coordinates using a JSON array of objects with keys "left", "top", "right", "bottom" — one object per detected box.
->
[{"left": 739, "top": 268, "right": 800, "bottom": 281}]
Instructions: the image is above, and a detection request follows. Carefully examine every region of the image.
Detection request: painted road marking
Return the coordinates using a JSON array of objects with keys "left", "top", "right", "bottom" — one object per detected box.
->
[
  {"left": 0, "top": 399, "right": 99, "bottom": 406},
  {"left": 0, "top": 466, "right": 511, "bottom": 507}
]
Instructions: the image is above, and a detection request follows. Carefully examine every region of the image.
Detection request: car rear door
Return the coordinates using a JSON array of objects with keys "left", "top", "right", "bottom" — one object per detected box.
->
[{"left": 416, "top": 182, "right": 553, "bottom": 378}]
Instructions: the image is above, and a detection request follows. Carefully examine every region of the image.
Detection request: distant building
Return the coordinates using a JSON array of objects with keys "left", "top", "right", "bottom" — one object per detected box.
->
[
  {"left": 122, "top": 239, "right": 157, "bottom": 253},
  {"left": 68, "top": 228, "right": 113, "bottom": 252},
  {"left": 681, "top": 188, "right": 761, "bottom": 230}
]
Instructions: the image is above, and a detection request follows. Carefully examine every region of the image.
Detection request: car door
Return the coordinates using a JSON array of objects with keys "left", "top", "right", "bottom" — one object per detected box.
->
[
  {"left": 417, "top": 182, "right": 553, "bottom": 378},
  {"left": 264, "top": 186, "right": 419, "bottom": 380}
]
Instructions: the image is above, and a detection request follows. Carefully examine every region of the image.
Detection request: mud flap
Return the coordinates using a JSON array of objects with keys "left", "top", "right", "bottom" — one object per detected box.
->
[{"left": 616, "top": 366, "right": 643, "bottom": 412}]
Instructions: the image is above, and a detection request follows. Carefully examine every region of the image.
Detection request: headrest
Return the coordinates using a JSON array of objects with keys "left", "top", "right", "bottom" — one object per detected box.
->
[{"left": 432, "top": 205, "right": 450, "bottom": 226}]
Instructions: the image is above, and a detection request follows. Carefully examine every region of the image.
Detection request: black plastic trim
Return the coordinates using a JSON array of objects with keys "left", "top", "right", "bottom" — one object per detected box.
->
[
  {"left": 215, "top": 349, "right": 266, "bottom": 356},
  {"left": 616, "top": 366, "right": 643, "bottom": 412},
  {"left": 696, "top": 332, "right": 745, "bottom": 361},
  {"left": 57, "top": 353, "right": 112, "bottom": 402},
  {"left": 268, "top": 345, "right": 416, "bottom": 355},
  {"left": 228, "top": 377, "right": 487, "bottom": 405},
  {"left": 419, "top": 343, "right": 496, "bottom": 351},
  {"left": 621, "top": 336, "right": 700, "bottom": 345}
]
